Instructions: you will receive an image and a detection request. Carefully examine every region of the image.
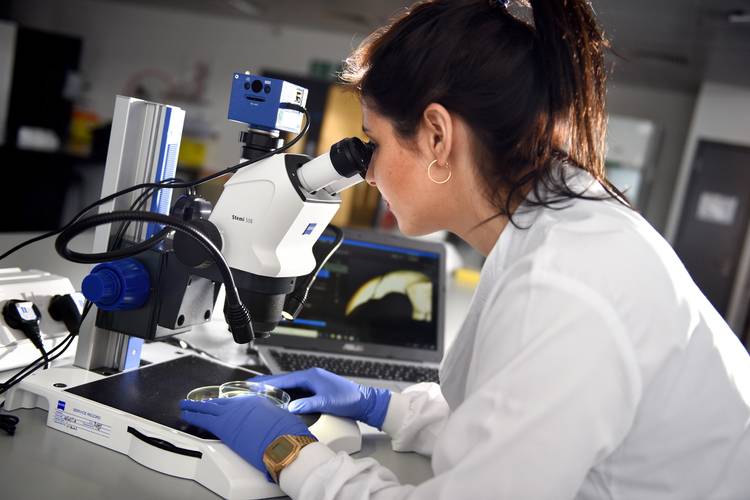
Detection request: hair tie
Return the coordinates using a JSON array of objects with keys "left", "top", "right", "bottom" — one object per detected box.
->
[{"left": 489, "top": 0, "right": 511, "bottom": 8}]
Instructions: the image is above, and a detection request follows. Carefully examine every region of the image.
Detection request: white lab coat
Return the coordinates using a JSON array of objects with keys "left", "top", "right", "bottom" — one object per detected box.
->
[{"left": 279, "top": 171, "right": 750, "bottom": 500}]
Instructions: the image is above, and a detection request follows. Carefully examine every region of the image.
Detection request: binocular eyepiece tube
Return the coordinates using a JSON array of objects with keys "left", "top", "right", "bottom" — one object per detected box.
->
[{"left": 296, "top": 137, "right": 375, "bottom": 193}]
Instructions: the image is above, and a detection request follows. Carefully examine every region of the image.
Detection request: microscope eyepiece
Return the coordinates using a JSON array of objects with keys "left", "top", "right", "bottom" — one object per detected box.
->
[
  {"left": 296, "top": 137, "right": 374, "bottom": 194},
  {"left": 329, "top": 137, "right": 374, "bottom": 178}
]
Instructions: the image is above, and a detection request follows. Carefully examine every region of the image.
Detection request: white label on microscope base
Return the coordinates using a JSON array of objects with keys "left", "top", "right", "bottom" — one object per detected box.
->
[{"left": 53, "top": 400, "right": 111, "bottom": 439}]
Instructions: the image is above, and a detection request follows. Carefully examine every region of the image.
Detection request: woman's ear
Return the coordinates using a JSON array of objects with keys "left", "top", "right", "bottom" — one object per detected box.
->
[{"left": 421, "top": 103, "right": 453, "bottom": 165}]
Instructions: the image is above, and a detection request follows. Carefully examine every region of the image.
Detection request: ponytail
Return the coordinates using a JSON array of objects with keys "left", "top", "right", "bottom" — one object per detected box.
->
[{"left": 530, "top": 0, "right": 609, "bottom": 179}]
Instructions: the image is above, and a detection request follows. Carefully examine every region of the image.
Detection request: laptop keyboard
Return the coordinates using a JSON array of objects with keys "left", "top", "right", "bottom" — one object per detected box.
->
[{"left": 269, "top": 349, "right": 439, "bottom": 384}]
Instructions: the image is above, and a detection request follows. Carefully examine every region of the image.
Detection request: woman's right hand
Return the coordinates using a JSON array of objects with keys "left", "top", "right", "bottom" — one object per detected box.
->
[{"left": 251, "top": 368, "right": 392, "bottom": 429}]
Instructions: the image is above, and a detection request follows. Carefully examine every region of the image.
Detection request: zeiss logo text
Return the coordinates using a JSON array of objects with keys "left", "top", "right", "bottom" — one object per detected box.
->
[{"left": 303, "top": 223, "right": 317, "bottom": 235}]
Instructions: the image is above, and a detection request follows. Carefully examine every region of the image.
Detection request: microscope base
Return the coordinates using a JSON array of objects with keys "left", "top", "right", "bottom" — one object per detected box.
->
[{"left": 4, "top": 355, "right": 362, "bottom": 499}]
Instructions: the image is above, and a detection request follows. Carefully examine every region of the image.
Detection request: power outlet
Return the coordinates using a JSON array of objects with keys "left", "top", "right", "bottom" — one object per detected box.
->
[{"left": 0, "top": 268, "right": 79, "bottom": 373}]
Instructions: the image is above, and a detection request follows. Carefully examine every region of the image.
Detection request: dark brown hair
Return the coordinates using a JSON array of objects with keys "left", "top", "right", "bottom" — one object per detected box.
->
[{"left": 341, "top": 0, "right": 629, "bottom": 226}]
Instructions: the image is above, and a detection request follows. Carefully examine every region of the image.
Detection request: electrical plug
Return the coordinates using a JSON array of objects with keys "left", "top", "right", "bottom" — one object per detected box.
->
[
  {"left": 2, "top": 300, "right": 44, "bottom": 354},
  {"left": 48, "top": 293, "right": 86, "bottom": 336}
]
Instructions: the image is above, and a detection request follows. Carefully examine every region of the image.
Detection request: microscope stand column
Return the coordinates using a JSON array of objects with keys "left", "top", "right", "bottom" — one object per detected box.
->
[{"left": 74, "top": 96, "right": 185, "bottom": 373}]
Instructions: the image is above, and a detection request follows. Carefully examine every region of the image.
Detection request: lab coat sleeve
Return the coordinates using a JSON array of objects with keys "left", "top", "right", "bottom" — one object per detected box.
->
[
  {"left": 279, "top": 270, "right": 642, "bottom": 500},
  {"left": 380, "top": 382, "right": 450, "bottom": 455}
]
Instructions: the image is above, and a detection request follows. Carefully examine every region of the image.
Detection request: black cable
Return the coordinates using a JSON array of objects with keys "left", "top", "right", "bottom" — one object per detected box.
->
[
  {"left": 111, "top": 187, "right": 160, "bottom": 250},
  {"left": 2, "top": 301, "right": 91, "bottom": 388},
  {"left": 0, "top": 306, "right": 97, "bottom": 434},
  {"left": 0, "top": 301, "right": 92, "bottom": 397},
  {"left": 2, "top": 335, "right": 69, "bottom": 389},
  {"left": 0, "top": 334, "right": 75, "bottom": 394},
  {"left": 0, "top": 104, "right": 309, "bottom": 264},
  {"left": 284, "top": 224, "right": 344, "bottom": 319},
  {"left": 0, "top": 335, "right": 75, "bottom": 397},
  {"left": 110, "top": 190, "right": 150, "bottom": 250},
  {"left": 316, "top": 225, "right": 344, "bottom": 278},
  {"left": 54, "top": 211, "right": 255, "bottom": 341},
  {"left": 111, "top": 176, "right": 197, "bottom": 250},
  {"left": 110, "top": 177, "right": 183, "bottom": 251},
  {"left": 1, "top": 301, "right": 92, "bottom": 389},
  {"left": 56, "top": 212, "right": 236, "bottom": 297},
  {"left": 0, "top": 230, "right": 59, "bottom": 263},
  {"left": 45, "top": 334, "right": 77, "bottom": 364},
  {"left": 0, "top": 401, "right": 19, "bottom": 436}
]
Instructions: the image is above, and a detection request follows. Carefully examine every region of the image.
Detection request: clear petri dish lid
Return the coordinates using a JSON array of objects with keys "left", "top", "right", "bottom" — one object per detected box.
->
[
  {"left": 218, "top": 380, "right": 291, "bottom": 409},
  {"left": 186, "top": 385, "right": 221, "bottom": 401}
]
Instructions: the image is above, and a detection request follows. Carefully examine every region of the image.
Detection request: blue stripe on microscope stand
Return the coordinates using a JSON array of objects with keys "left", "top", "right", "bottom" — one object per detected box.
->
[
  {"left": 131, "top": 106, "right": 175, "bottom": 368},
  {"left": 147, "top": 106, "right": 174, "bottom": 237},
  {"left": 123, "top": 336, "right": 144, "bottom": 371}
]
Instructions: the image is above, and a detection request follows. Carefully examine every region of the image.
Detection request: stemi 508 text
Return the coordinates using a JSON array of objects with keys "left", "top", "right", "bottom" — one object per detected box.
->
[{"left": 231, "top": 214, "right": 253, "bottom": 223}]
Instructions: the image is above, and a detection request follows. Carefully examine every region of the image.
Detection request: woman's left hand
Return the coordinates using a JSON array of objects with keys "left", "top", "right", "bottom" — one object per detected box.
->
[{"left": 180, "top": 396, "right": 314, "bottom": 478}]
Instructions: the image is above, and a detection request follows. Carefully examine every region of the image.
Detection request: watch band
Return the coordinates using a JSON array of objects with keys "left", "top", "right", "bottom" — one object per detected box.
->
[{"left": 263, "top": 434, "right": 318, "bottom": 484}]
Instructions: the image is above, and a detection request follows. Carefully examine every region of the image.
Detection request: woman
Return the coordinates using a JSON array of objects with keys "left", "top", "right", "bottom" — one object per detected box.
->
[{"left": 180, "top": 1, "right": 750, "bottom": 498}]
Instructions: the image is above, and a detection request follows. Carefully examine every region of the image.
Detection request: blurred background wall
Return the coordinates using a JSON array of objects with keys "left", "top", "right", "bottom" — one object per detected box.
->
[
  {"left": 6, "top": 0, "right": 359, "bottom": 171},
  {"left": 1, "top": 0, "right": 750, "bottom": 341}
]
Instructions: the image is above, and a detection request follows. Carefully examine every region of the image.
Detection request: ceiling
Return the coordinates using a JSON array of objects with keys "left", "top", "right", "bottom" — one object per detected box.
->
[
  {"left": 95, "top": 0, "right": 750, "bottom": 91},
  {"left": 594, "top": 0, "right": 750, "bottom": 90}
]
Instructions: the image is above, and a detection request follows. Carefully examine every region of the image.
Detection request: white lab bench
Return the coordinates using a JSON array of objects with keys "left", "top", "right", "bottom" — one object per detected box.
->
[{"left": 0, "top": 407, "right": 433, "bottom": 499}]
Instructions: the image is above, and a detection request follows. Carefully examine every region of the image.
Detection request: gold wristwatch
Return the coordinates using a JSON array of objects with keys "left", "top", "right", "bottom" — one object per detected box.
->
[{"left": 263, "top": 434, "right": 318, "bottom": 484}]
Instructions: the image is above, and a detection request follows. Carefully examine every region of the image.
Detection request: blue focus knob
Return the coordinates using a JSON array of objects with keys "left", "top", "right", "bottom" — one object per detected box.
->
[
  {"left": 82, "top": 268, "right": 120, "bottom": 305},
  {"left": 82, "top": 258, "right": 151, "bottom": 311}
]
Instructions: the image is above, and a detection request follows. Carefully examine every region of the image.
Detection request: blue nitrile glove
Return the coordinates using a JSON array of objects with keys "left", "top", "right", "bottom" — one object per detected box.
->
[
  {"left": 252, "top": 368, "right": 392, "bottom": 429},
  {"left": 179, "top": 396, "right": 313, "bottom": 478}
]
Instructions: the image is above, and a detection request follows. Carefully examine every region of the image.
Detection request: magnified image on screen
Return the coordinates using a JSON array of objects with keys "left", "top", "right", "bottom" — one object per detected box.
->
[{"left": 346, "top": 270, "right": 433, "bottom": 321}]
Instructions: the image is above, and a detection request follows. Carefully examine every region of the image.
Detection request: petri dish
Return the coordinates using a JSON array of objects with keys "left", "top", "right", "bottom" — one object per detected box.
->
[
  {"left": 186, "top": 385, "right": 221, "bottom": 401},
  {"left": 218, "top": 380, "right": 291, "bottom": 409}
]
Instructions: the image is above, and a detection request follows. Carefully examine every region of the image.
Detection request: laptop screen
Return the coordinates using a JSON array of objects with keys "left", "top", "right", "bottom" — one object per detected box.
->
[{"left": 258, "top": 229, "right": 445, "bottom": 362}]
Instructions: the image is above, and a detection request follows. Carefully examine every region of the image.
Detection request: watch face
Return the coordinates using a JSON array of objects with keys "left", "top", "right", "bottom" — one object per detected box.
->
[{"left": 269, "top": 439, "right": 295, "bottom": 461}]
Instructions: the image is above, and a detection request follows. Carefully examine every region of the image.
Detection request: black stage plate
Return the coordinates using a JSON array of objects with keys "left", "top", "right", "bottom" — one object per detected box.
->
[{"left": 66, "top": 355, "right": 320, "bottom": 440}]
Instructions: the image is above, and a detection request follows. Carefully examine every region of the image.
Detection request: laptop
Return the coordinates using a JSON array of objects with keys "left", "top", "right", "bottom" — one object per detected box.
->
[{"left": 256, "top": 228, "right": 446, "bottom": 392}]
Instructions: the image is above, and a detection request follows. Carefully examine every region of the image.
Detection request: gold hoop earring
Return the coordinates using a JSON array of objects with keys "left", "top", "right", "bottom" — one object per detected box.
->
[{"left": 427, "top": 159, "right": 452, "bottom": 184}]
